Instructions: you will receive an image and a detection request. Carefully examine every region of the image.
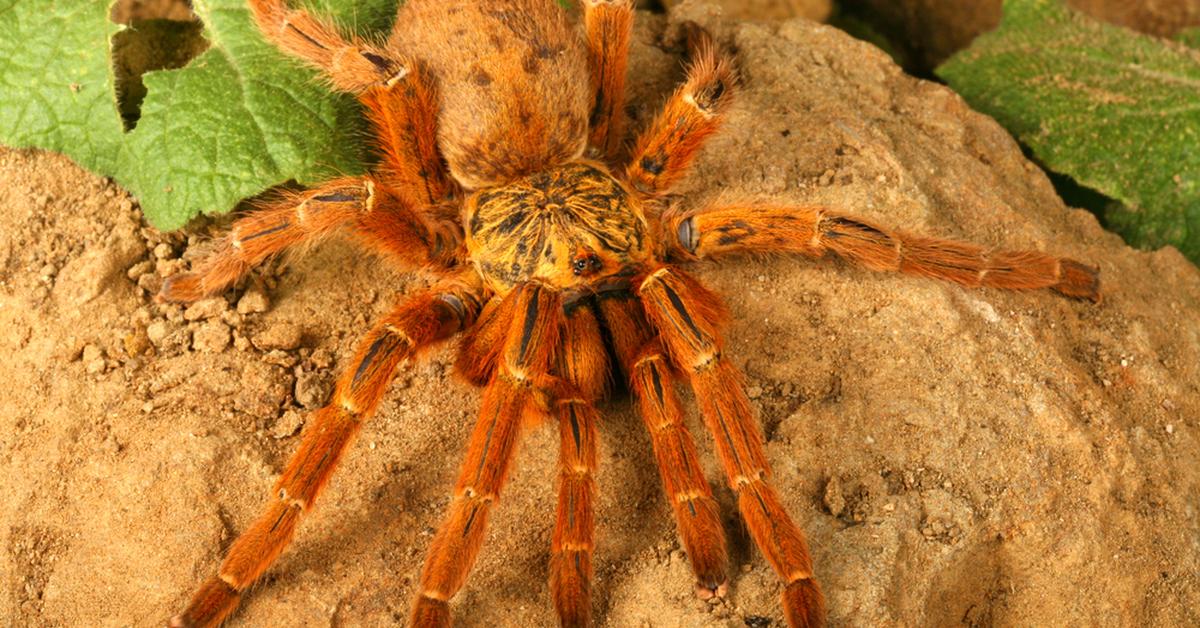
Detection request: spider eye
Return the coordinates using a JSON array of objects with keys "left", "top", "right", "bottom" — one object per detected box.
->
[{"left": 571, "top": 253, "right": 601, "bottom": 276}]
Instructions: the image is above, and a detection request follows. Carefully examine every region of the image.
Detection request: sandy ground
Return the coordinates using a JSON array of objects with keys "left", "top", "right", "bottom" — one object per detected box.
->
[{"left": 3, "top": 4, "right": 1200, "bottom": 627}]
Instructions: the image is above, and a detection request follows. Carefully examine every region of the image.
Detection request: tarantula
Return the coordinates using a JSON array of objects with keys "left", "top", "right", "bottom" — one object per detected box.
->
[{"left": 161, "top": 1, "right": 1101, "bottom": 626}]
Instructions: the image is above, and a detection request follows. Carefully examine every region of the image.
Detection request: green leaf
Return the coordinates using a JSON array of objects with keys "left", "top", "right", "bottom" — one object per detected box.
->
[
  {"left": 937, "top": 0, "right": 1200, "bottom": 261},
  {"left": 1180, "top": 27, "right": 1200, "bottom": 49},
  {"left": 0, "top": 0, "right": 398, "bottom": 230}
]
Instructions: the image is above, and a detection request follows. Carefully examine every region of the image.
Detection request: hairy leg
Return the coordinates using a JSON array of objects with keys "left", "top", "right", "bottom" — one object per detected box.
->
[
  {"left": 596, "top": 296, "right": 730, "bottom": 598},
  {"left": 411, "top": 283, "right": 563, "bottom": 627},
  {"left": 624, "top": 25, "right": 735, "bottom": 196},
  {"left": 638, "top": 267, "right": 825, "bottom": 628},
  {"left": 582, "top": 0, "right": 634, "bottom": 163},
  {"left": 665, "top": 202, "right": 1101, "bottom": 301},
  {"left": 170, "top": 279, "right": 482, "bottom": 628},
  {"left": 360, "top": 61, "right": 455, "bottom": 208},
  {"left": 248, "top": 0, "right": 405, "bottom": 92},
  {"left": 547, "top": 305, "right": 610, "bottom": 625},
  {"left": 158, "top": 177, "right": 453, "bottom": 304}
]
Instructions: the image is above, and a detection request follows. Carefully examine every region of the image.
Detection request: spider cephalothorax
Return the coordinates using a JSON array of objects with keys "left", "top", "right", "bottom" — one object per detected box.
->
[
  {"left": 465, "top": 161, "right": 652, "bottom": 293},
  {"left": 161, "top": 2, "right": 1100, "bottom": 627}
]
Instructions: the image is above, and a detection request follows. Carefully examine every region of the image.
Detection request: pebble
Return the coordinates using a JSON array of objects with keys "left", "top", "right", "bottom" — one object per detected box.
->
[
  {"left": 746, "top": 385, "right": 763, "bottom": 399},
  {"left": 253, "top": 323, "right": 303, "bottom": 351},
  {"left": 146, "top": 320, "right": 172, "bottom": 346},
  {"left": 237, "top": 288, "right": 270, "bottom": 314},
  {"left": 123, "top": 328, "right": 151, "bottom": 357},
  {"left": 822, "top": 476, "right": 845, "bottom": 517},
  {"left": 184, "top": 297, "right": 228, "bottom": 321},
  {"left": 294, "top": 370, "right": 330, "bottom": 409},
  {"left": 153, "top": 242, "right": 173, "bottom": 259},
  {"left": 83, "top": 344, "right": 105, "bottom": 374},
  {"left": 193, "top": 320, "right": 231, "bottom": 353},
  {"left": 271, "top": 409, "right": 305, "bottom": 439}
]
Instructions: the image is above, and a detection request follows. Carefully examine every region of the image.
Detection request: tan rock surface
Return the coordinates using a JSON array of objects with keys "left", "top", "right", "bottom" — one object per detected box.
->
[{"left": 2, "top": 5, "right": 1198, "bottom": 627}]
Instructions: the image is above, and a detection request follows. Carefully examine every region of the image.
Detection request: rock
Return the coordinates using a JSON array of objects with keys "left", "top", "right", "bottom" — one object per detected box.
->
[
  {"left": 145, "top": 320, "right": 171, "bottom": 347},
  {"left": 192, "top": 320, "right": 231, "bottom": 354},
  {"left": 271, "top": 409, "right": 306, "bottom": 439},
  {"left": 252, "top": 323, "right": 303, "bottom": 352},
  {"left": 236, "top": 288, "right": 270, "bottom": 314},
  {"left": 183, "top": 297, "right": 227, "bottom": 321},
  {"left": 842, "top": 0, "right": 1200, "bottom": 70},
  {"left": 294, "top": 370, "right": 330, "bottom": 409},
  {"left": 823, "top": 477, "right": 845, "bottom": 517},
  {"left": 663, "top": 0, "right": 831, "bottom": 22},
  {"left": 122, "top": 328, "right": 151, "bottom": 357},
  {"left": 145, "top": 320, "right": 190, "bottom": 354}
]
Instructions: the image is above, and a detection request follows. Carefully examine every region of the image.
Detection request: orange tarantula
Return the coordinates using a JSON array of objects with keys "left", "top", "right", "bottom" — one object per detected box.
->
[{"left": 161, "top": 1, "right": 1101, "bottom": 626}]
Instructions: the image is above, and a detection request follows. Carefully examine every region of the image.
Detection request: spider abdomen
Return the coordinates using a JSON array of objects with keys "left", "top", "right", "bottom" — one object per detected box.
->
[
  {"left": 464, "top": 162, "right": 652, "bottom": 294},
  {"left": 390, "top": 0, "right": 590, "bottom": 190}
]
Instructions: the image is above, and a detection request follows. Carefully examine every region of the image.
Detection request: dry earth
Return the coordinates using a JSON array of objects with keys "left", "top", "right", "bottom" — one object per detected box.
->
[{"left": 3, "top": 3, "right": 1200, "bottom": 627}]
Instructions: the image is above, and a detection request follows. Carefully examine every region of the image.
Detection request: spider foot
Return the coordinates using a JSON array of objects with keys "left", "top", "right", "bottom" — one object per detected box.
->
[
  {"left": 157, "top": 272, "right": 206, "bottom": 304},
  {"left": 694, "top": 578, "right": 728, "bottom": 600}
]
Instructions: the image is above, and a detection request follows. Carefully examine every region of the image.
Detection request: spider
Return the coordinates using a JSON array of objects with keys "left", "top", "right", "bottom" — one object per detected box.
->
[{"left": 161, "top": 1, "right": 1101, "bottom": 626}]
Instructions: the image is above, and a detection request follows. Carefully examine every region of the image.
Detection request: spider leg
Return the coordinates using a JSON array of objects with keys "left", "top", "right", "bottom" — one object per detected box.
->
[
  {"left": 624, "top": 25, "right": 735, "bottom": 196},
  {"left": 360, "top": 62, "right": 456, "bottom": 207},
  {"left": 158, "top": 177, "right": 454, "bottom": 304},
  {"left": 169, "top": 278, "right": 482, "bottom": 628},
  {"left": 248, "top": 0, "right": 405, "bottom": 92},
  {"left": 548, "top": 305, "right": 609, "bottom": 625},
  {"left": 549, "top": 392, "right": 600, "bottom": 627},
  {"left": 581, "top": 0, "right": 635, "bottom": 163},
  {"left": 664, "top": 202, "right": 1102, "bottom": 302},
  {"left": 638, "top": 267, "right": 826, "bottom": 628},
  {"left": 597, "top": 296, "right": 730, "bottom": 597},
  {"left": 411, "top": 283, "right": 563, "bottom": 627}
]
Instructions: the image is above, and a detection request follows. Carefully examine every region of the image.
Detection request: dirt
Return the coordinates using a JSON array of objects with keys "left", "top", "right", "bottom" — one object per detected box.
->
[{"left": 3, "top": 3, "right": 1200, "bottom": 627}]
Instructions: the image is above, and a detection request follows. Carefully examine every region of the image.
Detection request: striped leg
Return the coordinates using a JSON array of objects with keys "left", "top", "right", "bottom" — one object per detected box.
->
[
  {"left": 550, "top": 395, "right": 599, "bottom": 627},
  {"left": 664, "top": 202, "right": 1101, "bottom": 302},
  {"left": 582, "top": 0, "right": 634, "bottom": 162},
  {"left": 159, "top": 177, "right": 448, "bottom": 304},
  {"left": 170, "top": 281, "right": 481, "bottom": 628},
  {"left": 548, "top": 305, "right": 609, "bottom": 626},
  {"left": 638, "top": 267, "right": 825, "bottom": 628},
  {"left": 624, "top": 25, "right": 735, "bottom": 195},
  {"left": 360, "top": 61, "right": 455, "bottom": 208},
  {"left": 596, "top": 297, "right": 730, "bottom": 597},
  {"left": 411, "top": 283, "right": 563, "bottom": 626},
  {"left": 248, "top": 0, "right": 405, "bottom": 92}
]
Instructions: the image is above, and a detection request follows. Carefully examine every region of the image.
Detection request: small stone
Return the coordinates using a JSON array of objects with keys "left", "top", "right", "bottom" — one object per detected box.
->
[
  {"left": 82, "top": 343, "right": 104, "bottom": 363},
  {"left": 262, "top": 349, "right": 298, "bottom": 368},
  {"left": 294, "top": 370, "right": 330, "bottom": 409},
  {"left": 126, "top": 260, "right": 153, "bottom": 280},
  {"left": 253, "top": 323, "right": 303, "bottom": 351},
  {"left": 271, "top": 409, "right": 305, "bottom": 439},
  {"left": 153, "top": 242, "right": 173, "bottom": 259},
  {"left": 184, "top": 297, "right": 228, "bottom": 321},
  {"left": 237, "top": 288, "right": 270, "bottom": 314},
  {"left": 137, "top": 272, "right": 162, "bottom": 295},
  {"left": 823, "top": 476, "right": 845, "bottom": 517},
  {"left": 123, "top": 328, "right": 151, "bottom": 357},
  {"left": 746, "top": 385, "right": 763, "bottom": 399},
  {"left": 1166, "top": 424, "right": 1175, "bottom": 435},
  {"left": 193, "top": 320, "right": 231, "bottom": 353},
  {"left": 146, "top": 321, "right": 172, "bottom": 346}
]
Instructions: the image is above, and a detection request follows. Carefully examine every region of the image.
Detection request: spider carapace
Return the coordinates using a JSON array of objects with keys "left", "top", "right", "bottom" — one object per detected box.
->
[
  {"left": 465, "top": 162, "right": 652, "bottom": 294},
  {"left": 163, "top": 1, "right": 1100, "bottom": 627}
]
